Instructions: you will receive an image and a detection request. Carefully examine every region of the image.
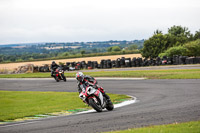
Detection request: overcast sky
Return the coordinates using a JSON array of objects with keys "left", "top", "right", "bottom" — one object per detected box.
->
[{"left": 0, "top": 0, "right": 200, "bottom": 44}]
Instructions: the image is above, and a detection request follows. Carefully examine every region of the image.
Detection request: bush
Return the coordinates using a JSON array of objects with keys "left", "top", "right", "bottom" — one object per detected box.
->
[
  {"left": 158, "top": 53, "right": 168, "bottom": 58},
  {"left": 184, "top": 39, "right": 200, "bottom": 57},
  {"left": 107, "top": 46, "right": 121, "bottom": 52},
  {"left": 160, "top": 46, "right": 187, "bottom": 57},
  {"left": 159, "top": 39, "right": 200, "bottom": 58}
]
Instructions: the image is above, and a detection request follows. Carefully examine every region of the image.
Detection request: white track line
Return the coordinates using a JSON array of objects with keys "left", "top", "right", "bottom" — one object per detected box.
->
[{"left": 76, "top": 96, "right": 137, "bottom": 114}]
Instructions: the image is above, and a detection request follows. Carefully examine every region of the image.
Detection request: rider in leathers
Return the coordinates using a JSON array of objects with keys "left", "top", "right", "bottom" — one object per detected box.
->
[
  {"left": 51, "top": 61, "right": 59, "bottom": 77},
  {"left": 76, "top": 72, "right": 111, "bottom": 102}
]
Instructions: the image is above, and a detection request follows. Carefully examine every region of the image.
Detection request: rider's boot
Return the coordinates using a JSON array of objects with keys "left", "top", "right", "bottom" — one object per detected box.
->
[
  {"left": 98, "top": 87, "right": 112, "bottom": 103},
  {"left": 103, "top": 93, "right": 112, "bottom": 104},
  {"left": 51, "top": 71, "right": 54, "bottom": 77}
]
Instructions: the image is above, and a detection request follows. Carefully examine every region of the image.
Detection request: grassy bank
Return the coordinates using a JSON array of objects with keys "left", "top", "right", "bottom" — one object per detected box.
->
[
  {"left": 0, "top": 91, "right": 129, "bottom": 121},
  {"left": 105, "top": 121, "right": 200, "bottom": 133},
  {"left": 0, "top": 69, "right": 200, "bottom": 79}
]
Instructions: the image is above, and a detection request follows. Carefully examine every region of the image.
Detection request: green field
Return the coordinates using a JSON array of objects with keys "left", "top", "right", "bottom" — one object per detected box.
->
[
  {"left": 0, "top": 69, "right": 200, "bottom": 79},
  {"left": 0, "top": 91, "right": 130, "bottom": 122},
  {"left": 105, "top": 121, "right": 200, "bottom": 133}
]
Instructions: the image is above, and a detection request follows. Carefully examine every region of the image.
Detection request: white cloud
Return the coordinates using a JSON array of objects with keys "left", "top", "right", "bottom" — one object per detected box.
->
[{"left": 0, "top": 0, "right": 200, "bottom": 44}]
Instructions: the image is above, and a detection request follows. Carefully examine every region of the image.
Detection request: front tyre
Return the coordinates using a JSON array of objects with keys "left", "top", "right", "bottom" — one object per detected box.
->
[
  {"left": 88, "top": 98, "right": 102, "bottom": 112},
  {"left": 106, "top": 101, "right": 114, "bottom": 111},
  {"left": 62, "top": 74, "right": 66, "bottom": 82},
  {"left": 55, "top": 77, "right": 60, "bottom": 82}
]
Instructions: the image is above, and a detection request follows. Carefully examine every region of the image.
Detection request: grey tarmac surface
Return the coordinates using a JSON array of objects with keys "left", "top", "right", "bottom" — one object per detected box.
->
[{"left": 0, "top": 78, "right": 200, "bottom": 133}]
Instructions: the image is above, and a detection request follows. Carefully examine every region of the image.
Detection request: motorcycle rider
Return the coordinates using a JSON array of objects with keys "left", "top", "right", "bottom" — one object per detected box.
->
[
  {"left": 51, "top": 61, "right": 59, "bottom": 77},
  {"left": 76, "top": 72, "right": 111, "bottom": 102}
]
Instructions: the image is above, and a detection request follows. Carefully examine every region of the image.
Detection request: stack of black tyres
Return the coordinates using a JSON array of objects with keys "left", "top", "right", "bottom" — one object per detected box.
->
[
  {"left": 116, "top": 58, "right": 121, "bottom": 68},
  {"left": 94, "top": 61, "right": 98, "bottom": 69},
  {"left": 125, "top": 58, "right": 131, "bottom": 67},
  {"left": 111, "top": 60, "right": 116, "bottom": 68},
  {"left": 106, "top": 59, "right": 112, "bottom": 68},
  {"left": 132, "top": 57, "right": 136, "bottom": 67},
  {"left": 120, "top": 57, "right": 125, "bottom": 67}
]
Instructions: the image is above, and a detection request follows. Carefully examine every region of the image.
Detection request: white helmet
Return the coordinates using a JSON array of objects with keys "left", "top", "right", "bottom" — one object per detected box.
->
[{"left": 76, "top": 72, "right": 84, "bottom": 82}]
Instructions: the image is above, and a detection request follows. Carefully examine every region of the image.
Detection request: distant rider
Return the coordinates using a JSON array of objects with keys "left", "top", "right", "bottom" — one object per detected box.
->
[
  {"left": 51, "top": 61, "right": 59, "bottom": 77},
  {"left": 76, "top": 72, "right": 111, "bottom": 102}
]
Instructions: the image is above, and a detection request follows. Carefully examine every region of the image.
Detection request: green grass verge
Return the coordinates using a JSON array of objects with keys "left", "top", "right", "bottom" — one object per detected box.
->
[
  {"left": 105, "top": 121, "right": 200, "bottom": 133},
  {"left": 0, "top": 69, "right": 200, "bottom": 79},
  {"left": 0, "top": 91, "right": 130, "bottom": 121},
  {"left": 0, "top": 73, "right": 51, "bottom": 78}
]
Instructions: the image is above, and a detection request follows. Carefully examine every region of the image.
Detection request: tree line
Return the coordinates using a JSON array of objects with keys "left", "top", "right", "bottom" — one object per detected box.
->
[
  {"left": 0, "top": 42, "right": 141, "bottom": 63},
  {"left": 141, "top": 25, "right": 200, "bottom": 58}
]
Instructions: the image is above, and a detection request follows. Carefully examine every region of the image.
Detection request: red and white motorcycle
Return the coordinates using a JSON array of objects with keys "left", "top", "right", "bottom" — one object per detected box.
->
[
  {"left": 54, "top": 67, "right": 66, "bottom": 82},
  {"left": 79, "top": 84, "right": 114, "bottom": 112}
]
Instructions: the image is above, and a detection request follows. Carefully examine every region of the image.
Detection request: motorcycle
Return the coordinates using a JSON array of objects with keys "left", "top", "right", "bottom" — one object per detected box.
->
[
  {"left": 54, "top": 67, "right": 66, "bottom": 82},
  {"left": 79, "top": 84, "right": 114, "bottom": 112}
]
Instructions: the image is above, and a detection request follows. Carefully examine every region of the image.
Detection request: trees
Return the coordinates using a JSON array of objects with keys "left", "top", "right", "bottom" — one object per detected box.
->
[
  {"left": 141, "top": 25, "right": 193, "bottom": 58},
  {"left": 107, "top": 47, "right": 112, "bottom": 52},
  {"left": 166, "top": 25, "right": 191, "bottom": 48},
  {"left": 141, "top": 33, "right": 168, "bottom": 58},
  {"left": 0, "top": 55, "right": 4, "bottom": 62},
  {"left": 159, "top": 39, "right": 200, "bottom": 57},
  {"left": 128, "top": 44, "right": 138, "bottom": 50},
  {"left": 61, "top": 52, "right": 69, "bottom": 57},
  {"left": 80, "top": 50, "right": 86, "bottom": 56},
  {"left": 168, "top": 25, "right": 191, "bottom": 37},
  {"left": 107, "top": 46, "right": 121, "bottom": 52},
  {"left": 112, "top": 46, "right": 121, "bottom": 52},
  {"left": 159, "top": 46, "right": 187, "bottom": 57},
  {"left": 193, "top": 30, "right": 200, "bottom": 40},
  {"left": 184, "top": 39, "right": 200, "bottom": 57}
]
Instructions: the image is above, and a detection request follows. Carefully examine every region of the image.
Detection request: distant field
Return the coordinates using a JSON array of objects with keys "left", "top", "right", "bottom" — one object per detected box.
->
[{"left": 0, "top": 54, "right": 141, "bottom": 70}]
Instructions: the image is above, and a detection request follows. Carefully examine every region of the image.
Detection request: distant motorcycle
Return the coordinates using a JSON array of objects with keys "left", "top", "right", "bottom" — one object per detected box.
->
[
  {"left": 79, "top": 84, "right": 114, "bottom": 112},
  {"left": 54, "top": 67, "right": 66, "bottom": 82}
]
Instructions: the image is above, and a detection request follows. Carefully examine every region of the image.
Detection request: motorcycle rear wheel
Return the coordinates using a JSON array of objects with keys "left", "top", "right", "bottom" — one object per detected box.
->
[
  {"left": 89, "top": 98, "right": 102, "bottom": 112},
  {"left": 106, "top": 101, "right": 114, "bottom": 111}
]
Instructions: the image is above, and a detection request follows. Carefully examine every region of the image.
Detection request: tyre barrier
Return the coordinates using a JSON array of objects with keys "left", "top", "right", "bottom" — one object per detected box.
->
[
  {"left": 36, "top": 64, "right": 50, "bottom": 72},
  {"left": 36, "top": 56, "right": 200, "bottom": 72},
  {"left": 65, "top": 56, "right": 200, "bottom": 71}
]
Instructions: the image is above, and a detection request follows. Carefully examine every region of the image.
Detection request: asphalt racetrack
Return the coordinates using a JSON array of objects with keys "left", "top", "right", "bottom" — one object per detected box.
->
[{"left": 0, "top": 78, "right": 200, "bottom": 133}]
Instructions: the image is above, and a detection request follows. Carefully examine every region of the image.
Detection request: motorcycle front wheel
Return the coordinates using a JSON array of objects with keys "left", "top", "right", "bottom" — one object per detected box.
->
[
  {"left": 55, "top": 76, "right": 60, "bottom": 82},
  {"left": 88, "top": 98, "right": 102, "bottom": 112}
]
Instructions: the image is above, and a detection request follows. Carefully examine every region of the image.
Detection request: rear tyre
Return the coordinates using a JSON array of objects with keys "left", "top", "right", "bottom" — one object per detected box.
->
[
  {"left": 89, "top": 98, "right": 102, "bottom": 112},
  {"left": 106, "top": 101, "right": 114, "bottom": 111}
]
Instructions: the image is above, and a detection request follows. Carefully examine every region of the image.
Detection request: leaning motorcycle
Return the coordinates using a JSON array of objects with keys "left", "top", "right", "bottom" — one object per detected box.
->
[
  {"left": 79, "top": 84, "right": 114, "bottom": 112},
  {"left": 54, "top": 67, "right": 66, "bottom": 82}
]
